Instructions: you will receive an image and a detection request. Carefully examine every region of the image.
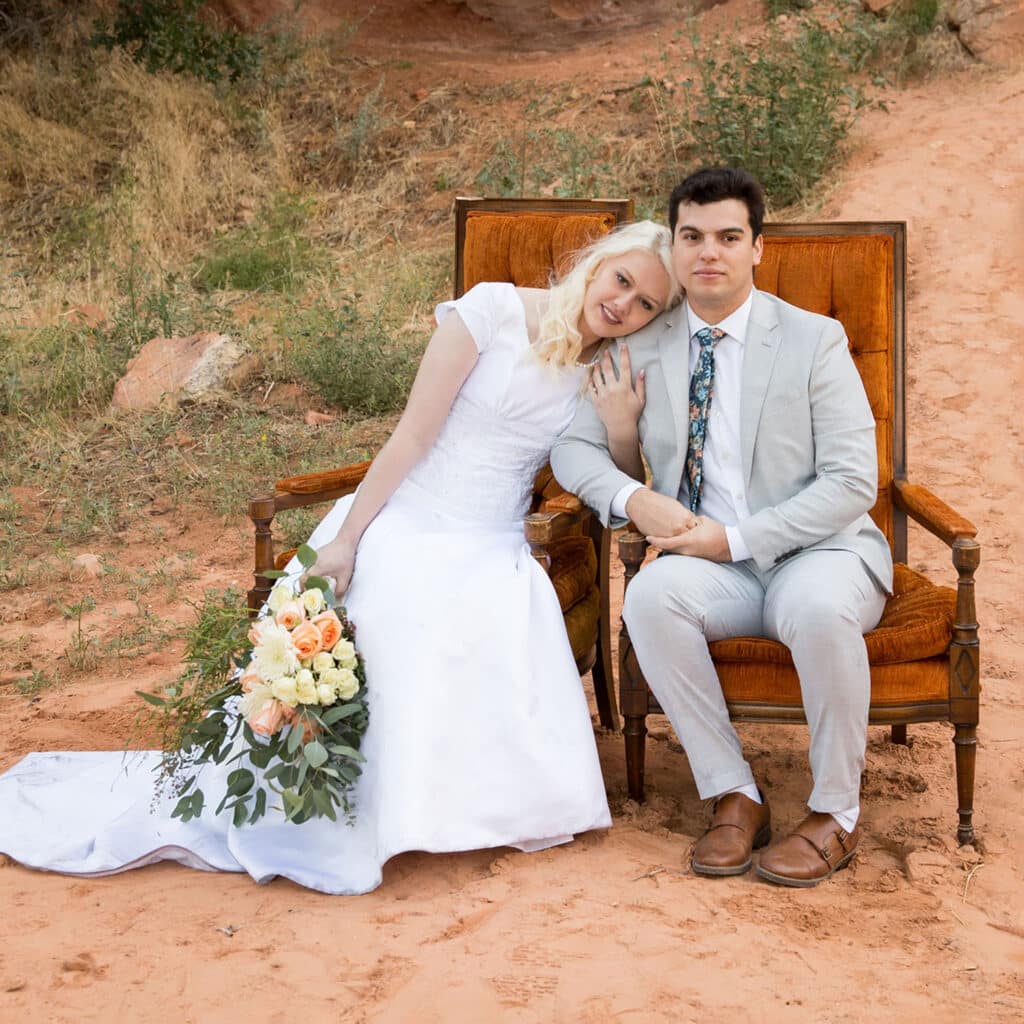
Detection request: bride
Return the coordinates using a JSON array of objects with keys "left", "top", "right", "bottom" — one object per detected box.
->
[{"left": 0, "top": 220, "right": 678, "bottom": 895}]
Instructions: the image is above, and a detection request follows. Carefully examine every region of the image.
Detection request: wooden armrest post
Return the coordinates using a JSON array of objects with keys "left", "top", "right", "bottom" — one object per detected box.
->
[
  {"left": 618, "top": 530, "right": 650, "bottom": 802},
  {"left": 248, "top": 495, "right": 278, "bottom": 616},
  {"left": 950, "top": 536, "right": 981, "bottom": 846},
  {"left": 524, "top": 512, "right": 555, "bottom": 570}
]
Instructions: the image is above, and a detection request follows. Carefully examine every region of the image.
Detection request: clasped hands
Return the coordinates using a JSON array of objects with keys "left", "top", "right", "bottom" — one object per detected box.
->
[{"left": 624, "top": 488, "right": 731, "bottom": 562}]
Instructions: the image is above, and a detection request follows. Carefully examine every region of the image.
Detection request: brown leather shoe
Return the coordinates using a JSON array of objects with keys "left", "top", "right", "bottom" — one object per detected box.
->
[
  {"left": 691, "top": 791, "right": 771, "bottom": 877},
  {"left": 755, "top": 812, "right": 861, "bottom": 888}
]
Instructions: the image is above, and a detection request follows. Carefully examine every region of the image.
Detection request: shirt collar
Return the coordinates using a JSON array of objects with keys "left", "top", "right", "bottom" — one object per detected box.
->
[{"left": 685, "top": 288, "right": 755, "bottom": 346}]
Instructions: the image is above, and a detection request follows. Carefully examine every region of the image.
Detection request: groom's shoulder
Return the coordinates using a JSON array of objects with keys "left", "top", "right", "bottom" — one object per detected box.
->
[
  {"left": 754, "top": 289, "right": 844, "bottom": 339},
  {"left": 618, "top": 306, "right": 678, "bottom": 350}
]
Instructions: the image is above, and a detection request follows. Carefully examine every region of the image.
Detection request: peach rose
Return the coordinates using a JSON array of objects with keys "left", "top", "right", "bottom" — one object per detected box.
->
[
  {"left": 250, "top": 699, "right": 287, "bottom": 737},
  {"left": 275, "top": 600, "right": 305, "bottom": 630},
  {"left": 312, "top": 609, "right": 342, "bottom": 650},
  {"left": 291, "top": 620, "right": 324, "bottom": 660},
  {"left": 239, "top": 666, "right": 264, "bottom": 693}
]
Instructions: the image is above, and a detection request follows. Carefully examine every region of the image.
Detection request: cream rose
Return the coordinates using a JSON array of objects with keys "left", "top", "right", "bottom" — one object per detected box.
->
[
  {"left": 271, "top": 675, "right": 300, "bottom": 708},
  {"left": 312, "top": 651, "right": 335, "bottom": 674},
  {"left": 239, "top": 681, "right": 273, "bottom": 720},
  {"left": 295, "top": 668, "right": 317, "bottom": 705},
  {"left": 267, "top": 584, "right": 293, "bottom": 614},
  {"left": 331, "top": 637, "right": 358, "bottom": 670},
  {"left": 324, "top": 666, "right": 359, "bottom": 701},
  {"left": 316, "top": 681, "right": 335, "bottom": 705},
  {"left": 300, "top": 588, "right": 325, "bottom": 615}
]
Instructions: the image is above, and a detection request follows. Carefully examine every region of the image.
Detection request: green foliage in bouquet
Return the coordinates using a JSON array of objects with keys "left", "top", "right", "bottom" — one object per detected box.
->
[{"left": 139, "top": 546, "right": 370, "bottom": 826}]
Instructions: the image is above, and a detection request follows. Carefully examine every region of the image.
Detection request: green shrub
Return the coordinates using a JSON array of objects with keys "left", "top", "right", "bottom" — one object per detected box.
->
[
  {"left": 764, "top": 0, "right": 814, "bottom": 18},
  {"left": 662, "top": 20, "right": 874, "bottom": 208},
  {"left": 283, "top": 298, "right": 421, "bottom": 417},
  {"left": 91, "top": 0, "right": 263, "bottom": 84},
  {"left": 193, "top": 193, "right": 326, "bottom": 293}
]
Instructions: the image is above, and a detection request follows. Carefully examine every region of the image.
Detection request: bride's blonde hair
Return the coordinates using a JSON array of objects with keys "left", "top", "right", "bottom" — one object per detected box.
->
[{"left": 533, "top": 220, "right": 679, "bottom": 368}]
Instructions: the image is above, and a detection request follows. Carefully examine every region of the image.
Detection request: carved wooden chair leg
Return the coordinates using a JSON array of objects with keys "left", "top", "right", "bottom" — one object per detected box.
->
[
  {"left": 589, "top": 518, "right": 619, "bottom": 732},
  {"left": 620, "top": 629, "right": 648, "bottom": 803},
  {"left": 891, "top": 725, "right": 908, "bottom": 745},
  {"left": 953, "top": 723, "right": 977, "bottom": 846},
  {"left": 248, "top": 495, "right": 277, "bottom": 615}
]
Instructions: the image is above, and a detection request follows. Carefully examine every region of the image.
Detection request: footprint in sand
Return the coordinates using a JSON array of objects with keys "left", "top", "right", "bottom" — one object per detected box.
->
[{"left": 55, "top": 952, "right": 106, "bottom": 988}]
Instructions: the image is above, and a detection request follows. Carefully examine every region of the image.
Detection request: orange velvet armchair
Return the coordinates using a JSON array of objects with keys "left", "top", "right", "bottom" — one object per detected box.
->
[
  {"left": 248, "top": 197, "right": 635, "bottom": 732},
  {"left": 614, "top": 223, "right": 981, "bottom": 845}
]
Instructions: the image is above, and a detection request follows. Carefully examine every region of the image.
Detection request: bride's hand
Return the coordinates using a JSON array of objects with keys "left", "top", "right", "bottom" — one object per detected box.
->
[
  {"left": 302, "top": 536, "right": 357, "bottom": 598},
  {"left": 589, "top": 345, "right": 645, "bottom": 437}
]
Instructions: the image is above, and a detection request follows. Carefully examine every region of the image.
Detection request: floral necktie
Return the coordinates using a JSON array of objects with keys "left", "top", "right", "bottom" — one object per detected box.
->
[{"left": 684, "top": 326, "right": 725, "bottom": 513}]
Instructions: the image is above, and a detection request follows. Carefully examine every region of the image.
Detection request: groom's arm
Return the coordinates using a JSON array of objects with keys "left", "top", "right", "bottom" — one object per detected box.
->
[
  {"left": 738, "top": 320, "right": 878, "bottom": 570},
  {"left": 550, "top": 380, "right": 640, "bottom": 528}
]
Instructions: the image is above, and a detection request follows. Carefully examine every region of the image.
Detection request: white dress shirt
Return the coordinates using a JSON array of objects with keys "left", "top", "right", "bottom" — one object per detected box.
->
[{"left": 611, "top": 289, "right": 755, "bottom": 562}]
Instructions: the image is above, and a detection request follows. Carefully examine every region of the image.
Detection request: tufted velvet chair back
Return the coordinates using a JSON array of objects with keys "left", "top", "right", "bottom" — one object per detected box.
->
[{"left": 756, "top": 225, "right": 906, "bottom": 561}]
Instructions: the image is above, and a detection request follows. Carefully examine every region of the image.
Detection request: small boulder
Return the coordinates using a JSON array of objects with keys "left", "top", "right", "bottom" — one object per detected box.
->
[
  {"left": 950, "top": 0, "right": 1024, "bottom": 64},
  {"left": 111, "top": 332, "right": 258, "bottom": 411},
  {"left": 72, "top": 553, "right": 104, "bottom": 578}
]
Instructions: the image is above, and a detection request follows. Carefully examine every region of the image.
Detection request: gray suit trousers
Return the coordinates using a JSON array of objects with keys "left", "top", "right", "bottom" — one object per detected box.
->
[{"left": 622, "top": 549, "right": 886, "bottom": 812}]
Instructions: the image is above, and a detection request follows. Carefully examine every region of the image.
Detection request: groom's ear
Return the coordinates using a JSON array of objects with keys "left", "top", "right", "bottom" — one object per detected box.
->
[{"left": 752, "top": 233, "right": 764, "bottom": 267}]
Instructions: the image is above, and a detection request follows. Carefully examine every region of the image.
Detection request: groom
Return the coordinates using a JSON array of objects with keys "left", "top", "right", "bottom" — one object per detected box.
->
[{"left": 551, "top": 167, "right": 893, "bottom": 887}]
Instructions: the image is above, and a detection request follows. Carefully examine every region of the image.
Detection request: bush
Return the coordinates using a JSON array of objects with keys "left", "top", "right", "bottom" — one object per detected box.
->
[
  {"left": 661, "top": 20, "right": 874, "bottom": 208},
  {"left": 282, "top": 298, "right": 421, "bottom": 417},
  {"left": 193, "top": 193, "right": 326, "bottom": 293},
  {"left": 91, "top": 0, "right": 263, "bottom": 84}
]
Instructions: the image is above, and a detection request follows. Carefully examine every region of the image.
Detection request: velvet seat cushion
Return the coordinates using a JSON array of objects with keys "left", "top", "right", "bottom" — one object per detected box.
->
[{"left": 710, "top": 563, "right": 955, "bottom": 669}]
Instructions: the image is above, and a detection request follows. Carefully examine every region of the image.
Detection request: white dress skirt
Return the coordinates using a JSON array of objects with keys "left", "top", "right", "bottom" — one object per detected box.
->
[{"left": 0, "top": 283, "right": 612, "bottom": 895}]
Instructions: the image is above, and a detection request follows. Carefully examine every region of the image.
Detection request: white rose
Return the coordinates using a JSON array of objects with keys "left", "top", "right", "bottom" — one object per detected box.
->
[
  {"left": 300, "top": 588, "right": 325, "bottom": 615},
  {"left": 331, "top": 638, "right": 358, "bottom": 670},
  {"left": 239, "top": 682, "right": 273, "bottom": 720},
  {"left": 267, "top": 583, "right": 293, "bottom": 614},
  {"left": 295, "top": 669, "right": 317, "bottom": 705},
  {"left": 327, "top": 666, "right": 359, "bottom": 701},
  {"left": 316, "top": 682, "right": 335, "bottom": 705},
  {"left": 271, "top": 675, "right": 299, "bottom": 707},
  {"left": 312, "top": 651, "right": 335, "bottom": 674}
]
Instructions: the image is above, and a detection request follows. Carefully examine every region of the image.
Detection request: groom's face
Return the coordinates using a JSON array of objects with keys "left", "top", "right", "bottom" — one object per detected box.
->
[{"left": 671, "top": 199, "right": 763, "bottom": 323}]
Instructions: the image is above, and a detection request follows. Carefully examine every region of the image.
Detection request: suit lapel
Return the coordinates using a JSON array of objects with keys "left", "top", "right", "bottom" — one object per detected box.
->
[
  {"left": 657, "top": 311, "right": 691, "bottom": 456},
  {"left": 740, "top": 291, "right": 782, "bottom": 489}
]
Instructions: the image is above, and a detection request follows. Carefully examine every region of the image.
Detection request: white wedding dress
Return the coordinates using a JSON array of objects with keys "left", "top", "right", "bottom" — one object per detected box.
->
[{"left": 0, "top": 283, "right": 612, "bottom": 895}]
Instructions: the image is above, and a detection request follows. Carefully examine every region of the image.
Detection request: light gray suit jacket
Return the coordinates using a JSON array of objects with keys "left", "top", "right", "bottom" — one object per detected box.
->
[{"left": 550, "top": 289, "right": 894, "bottom": 592}]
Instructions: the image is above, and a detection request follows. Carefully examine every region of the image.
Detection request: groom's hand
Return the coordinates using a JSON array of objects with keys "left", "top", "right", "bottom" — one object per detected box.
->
[
  {"left": 647, "top": 516, "right": 731, "bottom": 562},
  {"left": 624, "top": 488, "right": 697, "bottom": 539}
]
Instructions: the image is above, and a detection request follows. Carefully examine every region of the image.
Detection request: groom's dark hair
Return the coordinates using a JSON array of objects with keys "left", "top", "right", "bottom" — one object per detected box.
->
[{"left": 668, "top": 167, "right": 765, "bottom": 242}]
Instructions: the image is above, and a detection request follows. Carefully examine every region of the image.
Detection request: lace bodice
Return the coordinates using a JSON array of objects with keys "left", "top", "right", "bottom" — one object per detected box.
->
[{"left": 401, "top": 283, "right": 585, "bottom": 523}]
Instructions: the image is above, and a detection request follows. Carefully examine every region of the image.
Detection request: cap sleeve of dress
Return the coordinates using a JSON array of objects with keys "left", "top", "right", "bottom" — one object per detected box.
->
[{"left": 434, "top": 281, "right": 504, "bottom": 353}]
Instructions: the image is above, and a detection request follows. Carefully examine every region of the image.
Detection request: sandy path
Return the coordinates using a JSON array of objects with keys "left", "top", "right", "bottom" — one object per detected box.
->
[{"left": 2, "top": 67, "right": 1024, "bottom": 1024}]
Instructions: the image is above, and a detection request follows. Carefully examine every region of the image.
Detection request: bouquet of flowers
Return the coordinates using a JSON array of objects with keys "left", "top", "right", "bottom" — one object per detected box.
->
[{"left": 140, "top": 545, "right": 369, "bottom": 827}]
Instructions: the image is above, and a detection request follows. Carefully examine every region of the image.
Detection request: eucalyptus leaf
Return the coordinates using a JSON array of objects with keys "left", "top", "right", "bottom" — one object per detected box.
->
[
  {"left": 233, "top": 800, "right": 249, "bottom": 828},
  {"left": 296, "top": 543, "right": 318, "bottom": 569},
  {"left": 304, "top": 740, "right": 328, "bottom": 768},
  {"left": 249, "top": 787, "right": 267, "bottom": 824},
  {"left": 286, "top": 722, "right": 304, "bottom": 755},
  {"left": 226, "top": 768, "right": 255, "bottom": 796},
  {"left": 136, "top": 690, "right": 168, "bottom": 707},
  {"left": 262, "top": 569, "right": 288, "bottom": 579},
  {"left": 321, "top": 704, "right": 361, "bottom": 725}
]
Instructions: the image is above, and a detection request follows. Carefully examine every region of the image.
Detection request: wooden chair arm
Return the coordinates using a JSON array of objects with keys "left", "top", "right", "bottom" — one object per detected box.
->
[
  {"left": 617, "top": 529, "right": 649, "bottom": 591},
  {"left": 524, "top": 504, "right": 588, "bottom": 569},
  {"left": 893, "top": 478, "right": 977, "bottom": 547},
  {"left": 270, "top": 461, "right": 373, "bottom": 512}
]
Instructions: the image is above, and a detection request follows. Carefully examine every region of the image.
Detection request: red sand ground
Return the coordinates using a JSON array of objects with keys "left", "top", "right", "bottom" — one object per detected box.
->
[{"left": 1, "top": 8, "right": 1023, "bottom": 1022}]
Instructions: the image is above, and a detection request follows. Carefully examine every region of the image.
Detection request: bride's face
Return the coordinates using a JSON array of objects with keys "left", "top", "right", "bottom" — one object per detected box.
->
[{"left": 579, "top": 249, "right": 671, "bottom": 345}]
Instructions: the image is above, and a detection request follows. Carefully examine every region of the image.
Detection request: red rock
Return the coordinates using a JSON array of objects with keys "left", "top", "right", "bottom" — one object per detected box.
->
[
  {"left": 304, "top": 410, "right": 337, "bottom": 426},
  {"left": 110, "top": 332, "right": 258, "bottom": 411},
  {"left": 951, "top": 0, "right": 1024, "bottom": 63}
]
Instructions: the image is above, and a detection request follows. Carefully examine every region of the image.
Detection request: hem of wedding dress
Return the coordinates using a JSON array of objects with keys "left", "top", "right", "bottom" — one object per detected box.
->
[{"left": 0, "top": 844, "right": 239, "bottom": 879}]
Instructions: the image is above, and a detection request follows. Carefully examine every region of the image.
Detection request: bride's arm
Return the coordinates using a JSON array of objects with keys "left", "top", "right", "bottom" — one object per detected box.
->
[
  {"left": 589, "top": 344, "right": 645, "bottom": 482},
  {"left": 308, "top": 315, "right": 479, "bottom": 593}
]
